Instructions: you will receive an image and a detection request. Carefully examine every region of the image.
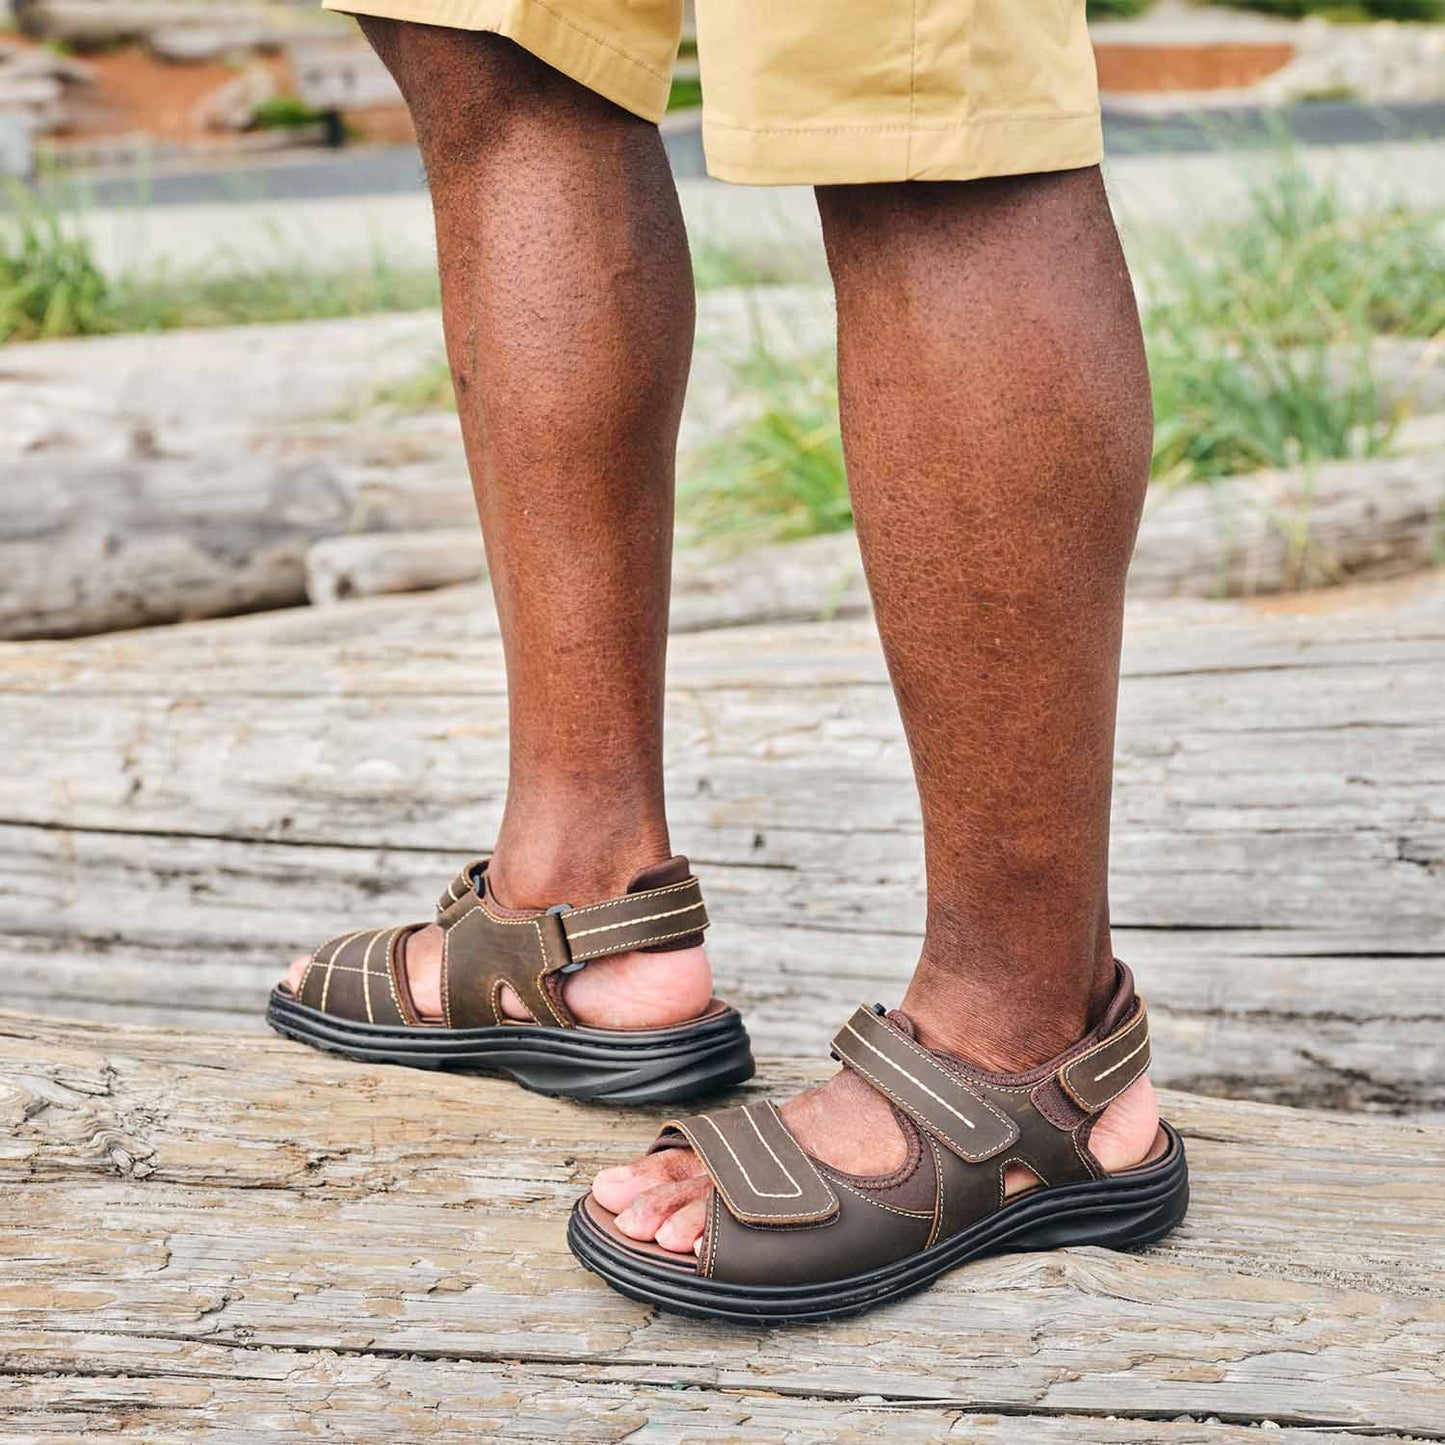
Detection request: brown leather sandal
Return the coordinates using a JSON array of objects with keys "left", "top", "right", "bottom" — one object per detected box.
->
[
  {"left": 267, "top": 856, "right": 754, "bottom": 1104},
  {"left": 570, "top": 963, "right": 1187, "bottom": 1320}
]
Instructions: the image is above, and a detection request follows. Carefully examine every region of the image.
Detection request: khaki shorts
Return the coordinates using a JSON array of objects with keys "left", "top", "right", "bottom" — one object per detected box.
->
[{"left": 325, "top": 0, "right": 1102, "bottom": 186}]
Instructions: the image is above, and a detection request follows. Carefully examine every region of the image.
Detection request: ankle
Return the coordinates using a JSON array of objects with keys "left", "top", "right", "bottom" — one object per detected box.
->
[
  {"left": 902, "top": 947, "right": 1116, "bottom": 1074},
  {"left": 487, "top": 813, "right": 674, "bottom": 910}
]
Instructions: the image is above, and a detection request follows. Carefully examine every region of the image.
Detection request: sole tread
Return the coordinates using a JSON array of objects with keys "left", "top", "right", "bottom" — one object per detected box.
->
[{"left": 265, "top": 990, "right": 755, "bottom": 1104}]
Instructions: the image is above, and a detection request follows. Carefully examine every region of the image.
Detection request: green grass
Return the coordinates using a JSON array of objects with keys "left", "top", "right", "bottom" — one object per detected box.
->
[
  {"left": 1216, "top": 0, "right": 1445, "bottom": 17},
  {"left": 667, "top": 73, "right": 703, "bottom": 111},
  {"left": 105, "top": 255, "right": 442, "bottom": 333},
  {"left": 1146, "top": 330, "right": 1392, "bottom": 487},
  {"left": 682, "top": 344, "right": 849, "bottom": 544},
  {"left": 370, "top": 355, "right": 456, "bottom": 413},
  {"left": 681, "top": 159, "right": 1441, "bottom": 544},
  {"left": 0, "top": 193, "right": 445, "bottom": 339},
  {"left": 1142, "top": 162, "right": 1445, "bottom": 346},
  {"left": 248, "top": 96, "right": 330, "bottom": 131},
  {"left": 1086, "top": 0, "right": 1154, "bottom": 16},
  {"left": 0, "top": 189, "right": 819, "bottom": 345},
  {"left": 0, "top": 192, "right": 110, "bottom": 341}
]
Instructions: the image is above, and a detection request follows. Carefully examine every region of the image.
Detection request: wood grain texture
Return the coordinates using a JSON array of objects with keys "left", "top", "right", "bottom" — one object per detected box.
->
[
  {"left": 7, "top": 1365, "right": 1423, "bottom": 1445},
  {"left": 1, "top": 1011, "right": 1442, "bottom": 1441},
  {"left": 1129, "top": 448, "right": 1445, "bottom": 598},
  {"left": 1, "top": 573, "right": 1442, "bottom": 1109}
]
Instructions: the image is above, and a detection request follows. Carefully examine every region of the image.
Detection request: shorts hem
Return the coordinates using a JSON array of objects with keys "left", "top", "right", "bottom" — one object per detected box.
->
[
  {"left": 321, "top": 0, "right": 671, "bottom": 123},
  {"left": 702, "top": 110, "right": 1104, "bottom": 186}
]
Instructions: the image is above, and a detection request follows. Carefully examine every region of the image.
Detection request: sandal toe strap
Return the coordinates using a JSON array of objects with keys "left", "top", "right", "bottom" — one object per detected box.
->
[
  {"left": 297, "top": 925, "right": 415, "bottom": 1026},
  {"left": 654, "top": 1102, "right": 838, "bottom": 1226}
]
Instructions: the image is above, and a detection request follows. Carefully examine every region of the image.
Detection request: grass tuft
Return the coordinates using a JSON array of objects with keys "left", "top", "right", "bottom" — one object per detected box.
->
[
  {"left": 0, "top": 192, "right": 444, "bottom": 339},
  {"left": 682, "top": 341, "right": 849, "bottom": 545},
  {"left": 1143, "top": 161, "right": 1445, "bottom": 347},
  {"left": 0, "top": 190, "right": 816, "bottom": 347},
  {"left": 369, "top": 355, "right": 456, "bottom": 414},
  {"left": 0, "top": 188, "right": 110, "bottom": 341}
]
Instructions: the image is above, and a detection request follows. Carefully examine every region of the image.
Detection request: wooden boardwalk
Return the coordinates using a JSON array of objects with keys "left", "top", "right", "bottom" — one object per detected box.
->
[
  {"left": 2, "top": 558, "right": 1443, "bottom": 1437},
  {"left": 1, "top": 569, "right": 1442, "bottom": 1109},
  {"left": 3, "top": 1010, "right": 1444, "bottom": 1441}
]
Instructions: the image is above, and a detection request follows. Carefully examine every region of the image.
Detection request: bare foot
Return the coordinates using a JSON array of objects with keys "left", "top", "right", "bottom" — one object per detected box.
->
[
  {"left": 590, "top": 1068, "right": 1162, "bottom": 1257},
  {"left": 283, "top": 924, "right": 712, "bottom": 1029}
]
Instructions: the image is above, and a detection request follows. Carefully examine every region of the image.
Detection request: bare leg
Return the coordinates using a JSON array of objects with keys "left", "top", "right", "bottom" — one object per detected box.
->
[
  {"left": 594, "top": 168, "right": 1160, "bottom": 1253},
  {"left": 287, "top": 23, "right": 709, "bottom": 1027}
]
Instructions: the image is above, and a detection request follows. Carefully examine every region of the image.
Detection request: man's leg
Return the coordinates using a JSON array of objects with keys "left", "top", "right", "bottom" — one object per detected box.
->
[
  {"left": 593, "top": 168, "right": 1160, "bottom": 1252},
  {"left": 287, "top": 23, "right": 710, "bottom": 1026}
]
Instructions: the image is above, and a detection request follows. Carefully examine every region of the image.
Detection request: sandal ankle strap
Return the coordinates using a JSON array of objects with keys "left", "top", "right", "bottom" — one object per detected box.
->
[
  {"left": 557, "top": 876, "right": 709, "bottom": 962},
  {"left": 437, "top": 861, "right": 709, "bottom": 962},
  {"left": 829, "top": 996, "right": 1153, "bottom": 1152}
]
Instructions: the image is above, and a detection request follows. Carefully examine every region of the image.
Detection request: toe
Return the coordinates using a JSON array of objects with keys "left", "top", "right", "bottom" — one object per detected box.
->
[
  {"left": 654, "top": 1193, "right": 711, "bottom": 1254},
  {"left": 615, "top": 1174, "right": 712, "bottom": 1243},
  {"left": 591, "top": 1146, "right": 705, "bottom": 1214},
  {"left": 284, "top": 955, "right": 311, "bottom": 993}
]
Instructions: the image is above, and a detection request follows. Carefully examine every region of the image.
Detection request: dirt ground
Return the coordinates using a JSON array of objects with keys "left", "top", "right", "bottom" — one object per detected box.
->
[
  {"left": 15, "top": 39, "right": 414, "bottom": 148},
  {"left": 1094, "top": 41, "right": 1294, "bottom": 94}
]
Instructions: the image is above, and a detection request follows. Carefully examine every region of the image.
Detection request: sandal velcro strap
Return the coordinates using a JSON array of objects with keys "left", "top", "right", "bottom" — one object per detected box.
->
[
  {"left": 655, "top": 1102, "right": 839, "bottom": 1227},
  {"left": 437, "top": 861, "right": 487, "bottom": 922},
  {"left": 557, "top": 876, "right": 709, "bottom": 962},
  {"left": 1059, "top": 1001, "right": 1151, "bottom": 1113},
  {"left": 831, "top": 1006, "right": 1019, "bottom": 1164}
]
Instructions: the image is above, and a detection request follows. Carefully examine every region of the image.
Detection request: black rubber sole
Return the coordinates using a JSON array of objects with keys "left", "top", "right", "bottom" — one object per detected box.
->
[
  {"left": 569, "top": 1123, "right": 1189, "bottom": 1323},
  {"left": 265, "top": 989, "right": 755, "bottom": 1105}
]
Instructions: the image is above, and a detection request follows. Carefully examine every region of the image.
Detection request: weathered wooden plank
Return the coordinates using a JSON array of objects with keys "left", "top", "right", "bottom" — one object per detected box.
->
[
  {"left": 2, "top": 1013, "right": 1442, "bottom": 1436},
  {"left": 0, "top": 1350, "right": 1417, "bottom": 1445},
  {"left": 2, "top": 825, "right": 1441, "bottom": 1110},
  {"left": 1, "top": 577, "right": 1441, "bottom": 1106},
  {"left": 0, "top": 405, "right": 482, "bottom": 640},
  {"left": 0, "top": 313, "right": 445, "bottom": 457},
  {"left": 1130, "top": 448, "right": 1445, "bottom": 597}
]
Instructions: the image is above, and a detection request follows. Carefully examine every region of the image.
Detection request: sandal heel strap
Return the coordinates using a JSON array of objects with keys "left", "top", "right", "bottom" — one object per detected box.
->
[
  {"left": 558, "top": 876, "right": 709, "bottom": 963},
  {"left": 654, "top": 1102, "right": 838, "bottom": 1226},
  {"left": 1059, "top": 1000, "right": 1152, "bottom": 1113},
  {"left": 830, "top": 1007, "right": 1018, "bottom": 1164}
]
